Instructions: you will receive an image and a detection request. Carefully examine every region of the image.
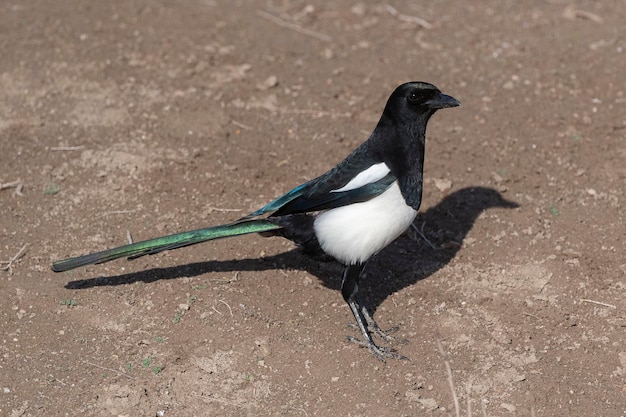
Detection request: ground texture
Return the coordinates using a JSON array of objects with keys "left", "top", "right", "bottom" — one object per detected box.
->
[{"left": 1, "top": 1, "right": 625, "bottom": 416}]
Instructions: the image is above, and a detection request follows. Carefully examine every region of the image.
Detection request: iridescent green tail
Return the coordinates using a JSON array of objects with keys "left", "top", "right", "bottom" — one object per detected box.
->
[{"left": 51, "top": 219, "right": 281, "bottom": 272}]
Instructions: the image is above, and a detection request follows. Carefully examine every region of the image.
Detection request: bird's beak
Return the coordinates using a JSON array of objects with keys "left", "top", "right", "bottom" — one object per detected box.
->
[{"left": 425, "top": 93, "right": 461, "bottom": 109}]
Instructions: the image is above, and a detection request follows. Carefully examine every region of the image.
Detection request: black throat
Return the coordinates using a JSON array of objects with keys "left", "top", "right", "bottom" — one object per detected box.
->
[{"left": 371, "top": 112, "right": 430, "bottom": 210}]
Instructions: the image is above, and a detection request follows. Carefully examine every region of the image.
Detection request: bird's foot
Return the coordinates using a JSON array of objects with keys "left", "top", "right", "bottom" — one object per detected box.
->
[
  {"left": 365, "top": 320, "right": 406, "bottom": 345},
  {"left": 358, "top": 307, "right": 409, "bottom": 345},
  {"left": 347, "top": 336, "right": 408, "bottom": 361},
  {"left": 347, "top": 322, "right": 400, "bottom": 343},
  {"left": 370, "top": 324, "right": 406, "bottom": 344},
  {"left": 346, "top": 312, "right": 408, "bottom": 360}
]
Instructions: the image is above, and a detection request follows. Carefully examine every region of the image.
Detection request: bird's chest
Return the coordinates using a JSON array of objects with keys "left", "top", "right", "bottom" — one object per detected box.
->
[{"left": 313, "top": 182, "right": 417, "bottom": 265}]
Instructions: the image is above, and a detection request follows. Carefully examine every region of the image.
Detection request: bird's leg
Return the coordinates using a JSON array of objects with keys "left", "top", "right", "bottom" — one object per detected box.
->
[{"left": 341, "top": 264, "right": 406, "bottom": 360}]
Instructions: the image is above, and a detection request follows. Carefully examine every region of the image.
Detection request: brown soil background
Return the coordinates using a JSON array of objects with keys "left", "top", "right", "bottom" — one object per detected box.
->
[{"left": 1, "top": 1, "right": 625, "bottom": 416}]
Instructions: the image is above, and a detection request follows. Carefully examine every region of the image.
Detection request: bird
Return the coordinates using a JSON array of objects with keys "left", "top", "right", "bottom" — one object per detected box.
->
[{"left": 52, "top": 81, "right": 461, "bottom": 360}]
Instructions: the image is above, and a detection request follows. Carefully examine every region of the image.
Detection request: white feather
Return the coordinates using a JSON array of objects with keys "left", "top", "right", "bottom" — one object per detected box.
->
[
  {"left": 314, "top": 181, "right": 417, "bottom": 265},
  {"left": 331, "top": 162, "right": 390, "bottom": 193}
]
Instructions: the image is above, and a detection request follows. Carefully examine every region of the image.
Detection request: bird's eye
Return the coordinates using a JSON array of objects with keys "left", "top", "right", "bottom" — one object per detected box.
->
[{"left": 407, "top": 91, "right": 421, "bottom": 104}]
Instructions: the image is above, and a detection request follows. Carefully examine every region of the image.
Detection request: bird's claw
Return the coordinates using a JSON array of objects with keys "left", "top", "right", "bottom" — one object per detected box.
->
[
  {"left": 367, "top": 323, "right": 408, "bottom": 344},
  {"left": 347, "top": 322, "right": 404, "bottom": 344},
  {"left": 354, "top": 309, "right": 409, "bottom": 345}
]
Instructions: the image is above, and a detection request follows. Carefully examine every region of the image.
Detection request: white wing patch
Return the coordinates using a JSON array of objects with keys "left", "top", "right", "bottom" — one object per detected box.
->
[
  {"left": 331, "top": 162, "right": 390, "bottom": 193},
  {"left": 314, "top": 181, "right": 417, "bottom": 265}
]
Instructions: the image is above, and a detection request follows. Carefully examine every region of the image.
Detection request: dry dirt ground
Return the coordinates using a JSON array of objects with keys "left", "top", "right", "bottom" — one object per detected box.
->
[{"left": 1, "top": 1, "right": 625, "bottom": 416}]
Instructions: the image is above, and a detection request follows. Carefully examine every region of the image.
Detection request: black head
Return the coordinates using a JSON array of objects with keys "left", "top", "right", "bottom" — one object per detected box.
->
[{"left": 383, "top": 81, "right": 460, "bottom": 123}]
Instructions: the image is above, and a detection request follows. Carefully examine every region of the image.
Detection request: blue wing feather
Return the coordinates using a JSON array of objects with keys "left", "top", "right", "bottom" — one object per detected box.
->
[
  {"left": 243, "top": 141, "right": 396, "bottom": 219},
  {"left": 246, "top": 179, "right": 314, "bottom": 218},
  {"left": 272, "top": 173, "right": 395, "bottom": 216}
]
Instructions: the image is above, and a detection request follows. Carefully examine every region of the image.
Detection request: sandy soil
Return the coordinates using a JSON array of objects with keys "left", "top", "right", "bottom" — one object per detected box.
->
[{"left": 1, "top": 1, "right": 625, "bottom": 416}]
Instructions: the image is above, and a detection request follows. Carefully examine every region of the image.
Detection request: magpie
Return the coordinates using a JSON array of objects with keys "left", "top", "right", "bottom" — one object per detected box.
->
[{"left": 52, "top": 81, "right": 460, "bottom": 359}]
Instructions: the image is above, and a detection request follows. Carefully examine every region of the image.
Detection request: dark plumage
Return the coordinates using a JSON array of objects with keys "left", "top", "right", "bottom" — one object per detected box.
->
[{"left": 52, "top": 82, "right": 460, "bottom": 359}]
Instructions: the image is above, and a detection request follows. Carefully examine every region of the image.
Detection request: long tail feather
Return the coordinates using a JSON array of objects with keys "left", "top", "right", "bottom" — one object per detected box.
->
[{"left": 51, "top": 219, "right": 281, "bottom": 272}]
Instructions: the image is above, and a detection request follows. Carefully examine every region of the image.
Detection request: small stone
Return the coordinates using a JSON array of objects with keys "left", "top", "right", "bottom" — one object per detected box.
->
[
  {"left": 433, "top": 178, "right": 452, "bottom": 193},
  {"left": 351, "top": 3, "right": 366, "bottom": 16},
  {"left": 322, "top": 48, "right": 334, "bottom": 59},
  {"left": 418, "top": 397, "right": 439, "bottom": 411},
  {"left": 257, "top": 75, "right": 278, "bottom": 90},
  {"left": 405, "top": 391, "right": 420, "bottom": 401},
  {"left": 501, "top": 402, "right": 517, "bottom": 412}
]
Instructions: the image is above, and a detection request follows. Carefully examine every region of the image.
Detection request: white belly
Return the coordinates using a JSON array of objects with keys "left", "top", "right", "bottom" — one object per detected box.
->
[{"left": 313, "top": 181, "right": 417, "bottom": 265}]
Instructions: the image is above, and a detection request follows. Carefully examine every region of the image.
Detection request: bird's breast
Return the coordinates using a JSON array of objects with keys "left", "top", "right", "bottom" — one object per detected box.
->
[{"left": 313, "top": 181, "right": 417, "bottom": 265}]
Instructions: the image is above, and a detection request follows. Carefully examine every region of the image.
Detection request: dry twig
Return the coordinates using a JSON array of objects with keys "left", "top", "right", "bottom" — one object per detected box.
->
[
  {"left": 436, "top": 338, "right": 461, "bottom": 417},
  {"left": 580, "top": 298, "right": 616, "bottom": 309},
  {"left": 385, "top": 4, "right": 433, "bottom": 29},
  {"left": 562, "top": 5, "right": 604, "bottom": 23},
  {"left": 1, "top": 244, "right": 29, "bottom": 274},
  {"left": 100, "top": 210, "right": 136, "bottom": 217},
  {"left": 205, "top": 206, "right": 242, "bottom": 213},
  {"left": 277, "top": 107, "right": 351, "bottom": 118},
  {"left": 231, "top": 120, "right": 252, "bottom": 131},
  {"left": 83, "top": 360, "right": 134, "bottom": 379},
  {"left": 50, "top": 145, "right": 85, "bottom": 151},
  {"left": 0, "top": 178, "right": 24, "bottom": 196},
  {"left": 218, "top": 299, "right": 233, "bottom": 317},
  {"left": 257, "top": 10, "right": 332, "bottom": 42}
]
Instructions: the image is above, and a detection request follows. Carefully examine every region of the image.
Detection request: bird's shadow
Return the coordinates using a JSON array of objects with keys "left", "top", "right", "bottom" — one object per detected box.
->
[{"left": 65, "top": 186, "right": 518, "bottom": 314}]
